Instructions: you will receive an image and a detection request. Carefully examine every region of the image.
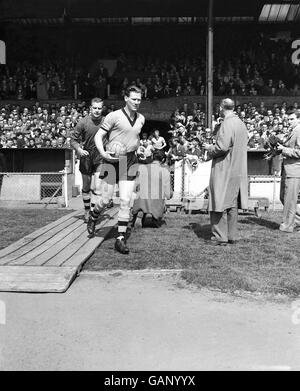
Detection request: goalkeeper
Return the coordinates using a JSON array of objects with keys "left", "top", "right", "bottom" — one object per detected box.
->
[
  {"left": 70, "top": 97, "right": 105, "bottom": 223},
  {"left": 88, "top": 85, "right": 145, "bottom": 254}
]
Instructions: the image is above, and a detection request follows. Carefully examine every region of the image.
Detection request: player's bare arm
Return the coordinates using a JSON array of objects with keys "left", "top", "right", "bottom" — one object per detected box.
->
[{"left": 94, "top": 128, "right": 119, "bottom": 162}]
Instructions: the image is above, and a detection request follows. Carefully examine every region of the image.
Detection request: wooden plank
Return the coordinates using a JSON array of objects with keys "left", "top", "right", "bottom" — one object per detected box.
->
[
  {"left": 62, "top": 209, "right": 119, "bottom": 267},
  {"left": 6, "top": 219, "right": 83, "bottom": 266},
  {"left": 0, "top": 217, "right": 81, "bottom": 265},
  {"left": 0, "top": 210, "right": 81, "bottom": 259},
  {"left": 63, "top": 224, "right": 116, "bottom": 267},
  {"left": 46, "top": 208, "right": 118, "bottom": 266},
  {"left": 43, "top": 229, "right": 91, "bottom": 267},
  {"left": 0, "top": 266, "right": 77, "bottom": 293},
  {"left": 25, "top": 223, "right": 87, "bottom": 266},
  {"left": 0, "top": 207, "right": 118, "bottom": 293}
]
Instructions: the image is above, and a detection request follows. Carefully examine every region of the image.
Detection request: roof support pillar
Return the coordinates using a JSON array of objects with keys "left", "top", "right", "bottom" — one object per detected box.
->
[{"left": 206, "top": 0, "right": 214, "bottom": 130}]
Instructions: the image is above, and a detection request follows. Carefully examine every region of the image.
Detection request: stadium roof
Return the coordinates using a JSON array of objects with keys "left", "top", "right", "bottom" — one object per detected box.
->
[
  {"left": 259, "top": 3, "right": 300, "bottom": 22},
  {"left": 0, "top": 0, "right": 299, "bottom": 22}
]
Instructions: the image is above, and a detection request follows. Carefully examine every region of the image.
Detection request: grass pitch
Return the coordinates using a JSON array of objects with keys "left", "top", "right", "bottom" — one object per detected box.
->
[
  {"left": 0, "top": 208, "right": 71, "bottom": 250},
  {"left": 1, "top": 207, "right": 299, "bottom": 296},
  {"left": 84, "top": 211, "right": 300, "bottom": 297}
]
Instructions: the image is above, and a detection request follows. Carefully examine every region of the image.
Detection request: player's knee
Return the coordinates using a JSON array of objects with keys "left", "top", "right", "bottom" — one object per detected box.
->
[
  {"left": 94, "top": 195, "right": 112, "bottom": 210},
  {"left": 120, "top": 197, "right": 131, "bottom": 210},
  {"left": 102, "top": 199, "right": 111, "bottom": 207}
]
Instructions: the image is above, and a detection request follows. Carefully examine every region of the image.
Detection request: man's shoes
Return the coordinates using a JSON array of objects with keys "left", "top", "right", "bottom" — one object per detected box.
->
[
  {"left": 210, "top": 236, "right": 236, "bottom": 245},
  {"left": 209, "top": 236, "right": 228, "bottom": 245},
  {"left": 279, "top": 224, "right": 294, "bottom": 233},
  {"left": 209, "top": 241, "right": 228, "bottom": 246},
  {"left": 87, "top": 216, "right": 97, "bottom": 237},
  {"left": 84, "top": 210, "right": 90, "bottom": 223},
  {"left": 107, "top": 199, "right": 114, "bottom": 208},
  {"left": 115, "top": 236, "right": 129, "bottom": 254}
]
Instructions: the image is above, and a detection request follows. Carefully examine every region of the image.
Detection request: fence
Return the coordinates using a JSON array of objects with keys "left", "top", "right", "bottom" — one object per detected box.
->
[
  {"left": 170, "top": 158, "right": 211, "bottom": 200},
  {"left": 0, "top": 170, "right": 72, "bottom": 207},
  {"left": 168, "top": 158, "right": 299, "bottom": 210}
]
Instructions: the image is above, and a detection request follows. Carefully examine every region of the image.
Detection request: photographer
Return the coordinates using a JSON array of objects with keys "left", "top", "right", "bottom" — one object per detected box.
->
[
  {"left": 277, "top": 110, "right": 300, "bottom": 233},
  {"left": 132, "top": 150, "right": 172, "bottom": 228}
]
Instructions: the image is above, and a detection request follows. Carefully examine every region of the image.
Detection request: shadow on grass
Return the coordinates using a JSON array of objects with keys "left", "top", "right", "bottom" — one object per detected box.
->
[
  {"left": 240, "top": 216, "right": 279, "bottom": 230},
  {"left": 183, "top": 223, "right": 212, "bottom": 241},
  {"left": 94, "top": 225, "right": 115, "bottom": 239},
  {"left": 102, "top": 226, "right": 118, "bottom": 240},
  {"left": 142, "top": 217, "right": 167, "bottom": 228}
]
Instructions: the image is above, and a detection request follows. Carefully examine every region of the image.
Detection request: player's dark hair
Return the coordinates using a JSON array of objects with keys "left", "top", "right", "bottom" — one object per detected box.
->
[{"left": 124, "top": 85, "right": 142, "bottom": 97}]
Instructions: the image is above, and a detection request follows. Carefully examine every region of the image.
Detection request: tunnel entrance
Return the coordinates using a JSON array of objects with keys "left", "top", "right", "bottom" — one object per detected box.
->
[{"left": 142, "top": 120, "right": 171, "bottom": 142}]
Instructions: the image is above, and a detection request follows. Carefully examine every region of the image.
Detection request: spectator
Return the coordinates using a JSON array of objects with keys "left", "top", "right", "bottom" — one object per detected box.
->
[
  {"left": 151, "top": 129, "right": 166, "bottom": 151},
  {"left": 44, "top": 139, "right": 52, "bottom": 148},
  {"left": 28, "top": 138, "right": 37, "bottom": 148},
  {"left": 166, "top": 138, "right": 185, "bottom": 164}
]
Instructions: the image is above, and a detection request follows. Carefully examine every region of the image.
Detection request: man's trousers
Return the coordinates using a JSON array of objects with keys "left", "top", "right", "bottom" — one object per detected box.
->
[
  {"left": 280, "top": 172, "right": 300, "bottom": 232},
  {"left": 210, "top": 198, "right": 238, "bottom": 243}
]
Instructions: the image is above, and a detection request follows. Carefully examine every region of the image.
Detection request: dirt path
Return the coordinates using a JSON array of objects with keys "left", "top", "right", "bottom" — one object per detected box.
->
[{"left": 0, "top": 271, "right": 299, "bottom": 370}]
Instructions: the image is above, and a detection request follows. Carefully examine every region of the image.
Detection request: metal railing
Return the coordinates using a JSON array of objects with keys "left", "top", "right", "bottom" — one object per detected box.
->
[
  {"left": 0, "top": 169, "right": 70, "bottom": 207},
  {"left": 168, "top": 159, "right": 298, "bottom": 211}
]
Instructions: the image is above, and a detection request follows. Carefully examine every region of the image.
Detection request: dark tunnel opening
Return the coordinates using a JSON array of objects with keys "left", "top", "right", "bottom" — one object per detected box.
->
[{"left": 142, "top": 120, "right": 171, "bottom": 142}]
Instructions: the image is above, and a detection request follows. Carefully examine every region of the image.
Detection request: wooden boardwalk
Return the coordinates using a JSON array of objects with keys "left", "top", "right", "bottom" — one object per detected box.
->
[{"left": 0, "top": 207, "right": 118, "bottom": 293}]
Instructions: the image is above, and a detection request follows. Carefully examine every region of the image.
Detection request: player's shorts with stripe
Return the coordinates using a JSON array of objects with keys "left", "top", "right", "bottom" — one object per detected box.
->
[
  {"left": 79, "top": 148, "right": 103, "bottom": 175},
  {"left": 96, "top": 151, "right": 138, "bottom": 184}
]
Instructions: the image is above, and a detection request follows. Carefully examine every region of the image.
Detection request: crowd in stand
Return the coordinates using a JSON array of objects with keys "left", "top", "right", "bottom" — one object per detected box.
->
[
  {"left": 1, "top": 33, "right": 300, "bottom": 101},
  {"left": 1, "top": 100, "right": 299, "bottom": 163},
  {"left": 165, "top": 100, "right": 300, "bottom": 166},
  {"left": 112, "top": 55, "right": 300, "bottom": 100},
  {"left": 2, "top": 54, "right": 298, "bottom": 101},
  {"left": 0, "top": 60, "right": 109, "bottom": 101},
  {"left": 113, "top": 34, "right": 300, "bottom": 98},
  {"left": 0, "top": 101, "right": 116, "bottom": 149}
]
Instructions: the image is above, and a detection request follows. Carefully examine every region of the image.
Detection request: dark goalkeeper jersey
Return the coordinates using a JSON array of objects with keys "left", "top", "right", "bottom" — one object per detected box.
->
[{"left": 70, "top": 114, "right": 104, "bottom": 153}]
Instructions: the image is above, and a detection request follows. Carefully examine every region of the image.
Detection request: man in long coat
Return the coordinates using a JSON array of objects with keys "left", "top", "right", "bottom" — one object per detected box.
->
[
  {"left": 204, "top": 98, "right": 248, "bottom": 245},
  {"left": 277, "top": 110, "right": 300, "bottom": 232}
]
